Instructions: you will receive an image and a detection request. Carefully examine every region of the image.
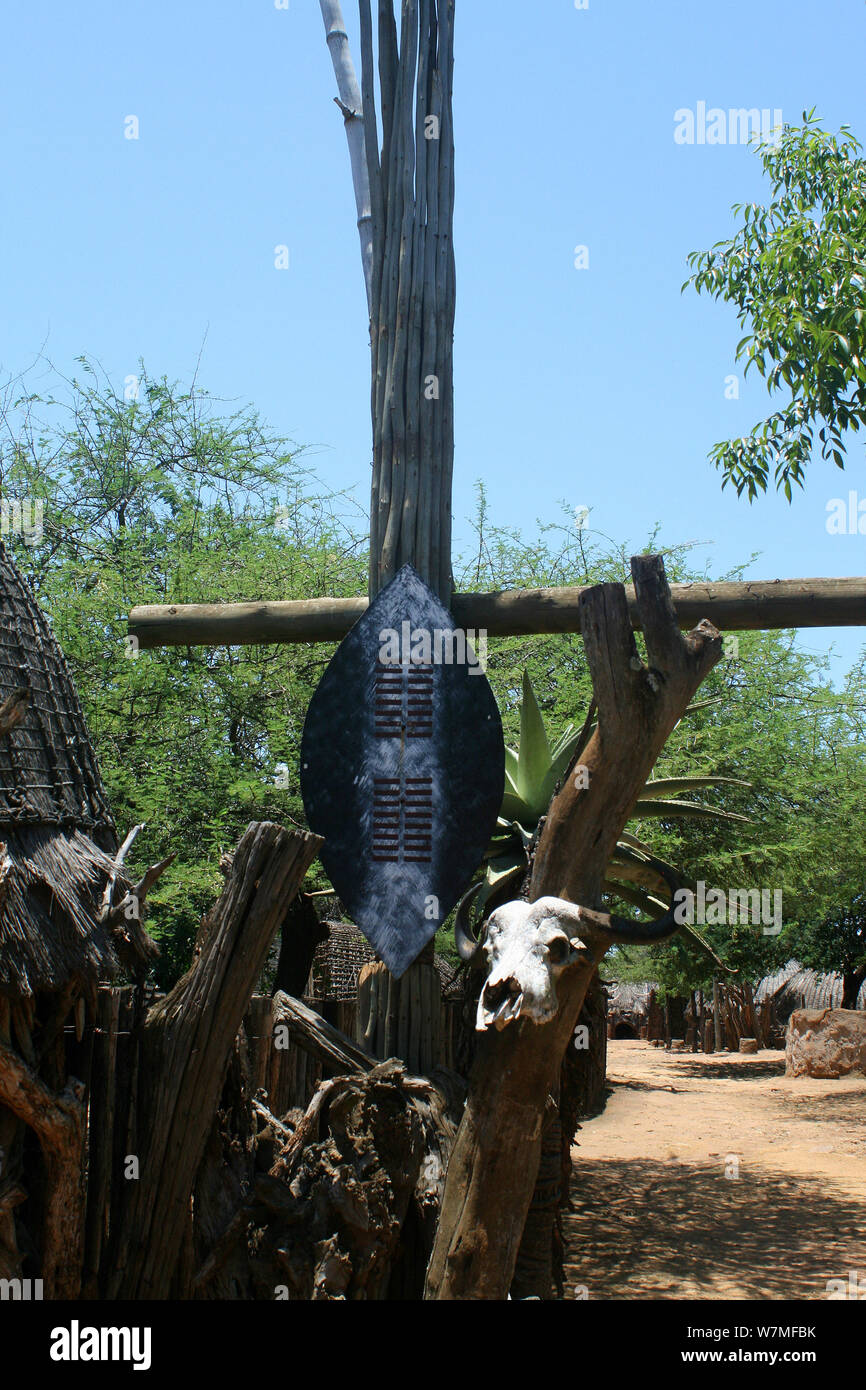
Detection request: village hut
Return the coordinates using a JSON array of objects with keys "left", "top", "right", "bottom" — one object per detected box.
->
[
  {"left": 0, "top": 544, "right": 157, "bottom": 1003},
  {"left": 605, "top": 981, "right": 658, "bottom": 1039},
  {"left": 0, "top": 542, "right": 157, "bottom": 1293},
  {"left": 755, "top": 959, "right": 866, "bottom": 1019},
  {"left": 306, "top": 921, "right": 460, "bottom": 1069},
  {"left": 307, "top": 921, "right": 457, "bottom": 1018}
]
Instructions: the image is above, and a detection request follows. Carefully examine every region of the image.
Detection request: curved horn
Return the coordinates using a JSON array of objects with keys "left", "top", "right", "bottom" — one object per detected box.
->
[
  {"left": 575, "top": 852, "right": 684, "bottom": 946},
  {"left": 454, "top": 880, "right": 487, "bottom": 966}
]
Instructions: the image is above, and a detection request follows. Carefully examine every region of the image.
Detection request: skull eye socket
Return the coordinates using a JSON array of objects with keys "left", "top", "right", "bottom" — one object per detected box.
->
[{"left": 546, "top": 936, "right": 570, "bottom": 964}]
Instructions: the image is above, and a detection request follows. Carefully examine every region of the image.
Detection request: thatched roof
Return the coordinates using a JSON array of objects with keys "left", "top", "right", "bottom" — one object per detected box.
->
[
  {"left": 0, "top": 547, "right": 116, "bottom": 842},
  {"left": 606, "top": 981, "right": 656, "bottom": 1021},
  {"left": 754, "top": 959, "right": 866, "bottom": 1015},
  {"left": 306, "top": 922, "right": 457, "bottom": 1002},
  {"left": 0, "top": 544, "right": 153, "bottom": 996}
]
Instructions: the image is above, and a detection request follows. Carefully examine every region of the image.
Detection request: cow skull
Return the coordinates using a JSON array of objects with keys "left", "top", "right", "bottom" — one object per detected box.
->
[
  {"left": 455, "top": 856, "right": 682, "bottom": 1033},
  {"left": 473, "top": 898, "right": 590, "bottom": 1030}
]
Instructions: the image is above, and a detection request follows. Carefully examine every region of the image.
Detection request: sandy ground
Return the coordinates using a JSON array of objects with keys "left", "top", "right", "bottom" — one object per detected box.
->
[{"left": 561, "top": 1040, "right": 866, "bottom": 1300}]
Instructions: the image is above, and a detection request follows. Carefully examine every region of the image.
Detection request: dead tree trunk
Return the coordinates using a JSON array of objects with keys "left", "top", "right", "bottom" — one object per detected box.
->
[
  {"left": 426, "top": 555, "right": 722, "bottom": 1300},
  {"left": 0, "top": 1036, "right": 85, "bottom": 1298},
  {"left": 104, "top": 821, "right": 321, "bottom": 1299}
]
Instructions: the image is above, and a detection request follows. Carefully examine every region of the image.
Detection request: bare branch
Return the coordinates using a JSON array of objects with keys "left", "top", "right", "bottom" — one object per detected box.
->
[{"left": 320, "top": 0, "right": 373, "bottom": 310}]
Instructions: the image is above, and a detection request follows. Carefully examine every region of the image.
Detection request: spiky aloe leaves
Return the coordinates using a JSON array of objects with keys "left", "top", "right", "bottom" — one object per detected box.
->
[{"left": 300, "top": 566, "right": 504, "bottom": 977}]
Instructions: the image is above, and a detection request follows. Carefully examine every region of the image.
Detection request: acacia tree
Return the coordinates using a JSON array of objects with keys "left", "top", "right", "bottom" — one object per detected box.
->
[
  {"left": 0, "top": 362, "right": 365, "bottom": 984},
  {"left": 686, "top": 113, "right": 866, "bottom": 500}
]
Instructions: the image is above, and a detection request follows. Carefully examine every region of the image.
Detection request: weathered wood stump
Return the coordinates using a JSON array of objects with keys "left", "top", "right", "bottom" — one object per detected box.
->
[{"left": 104, "top": 821, "right": 321, "bottom": 1299}]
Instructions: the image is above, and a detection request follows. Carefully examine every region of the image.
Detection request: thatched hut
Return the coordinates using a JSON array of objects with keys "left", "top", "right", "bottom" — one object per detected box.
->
[
  {"left": 0, "top": 545, "right": 157, "bottom": 1001},
  {"left": 605, "top": 981, "right": 657, "bottom": 1039},
  {"left": 755, "top": 959, "right": 866, "bottom": 1019},
  {"left": 0, "top": 543, "right": 157, "bottom": 1293},
  {"left": 307, "top": 921, "right": 456, "bottom": 1012},
  {"left": 306, "top": 921, "right": 459, "bottom": 1070}
]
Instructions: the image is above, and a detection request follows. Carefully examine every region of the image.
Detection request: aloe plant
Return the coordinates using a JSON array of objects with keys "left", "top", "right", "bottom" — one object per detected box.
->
[{"left": 479, "top": 671, "right": 749, "bottom": 962}]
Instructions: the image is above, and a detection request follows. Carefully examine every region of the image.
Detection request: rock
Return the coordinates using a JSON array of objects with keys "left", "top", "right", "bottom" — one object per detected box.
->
[
  {"left": 739, "top": 1038, "right": 759, "bottom": 1054},
  {"left": 786, "top": 1008, "right": 866, "bottom": 1079},
  {"left": 669, "top": 1039, "right": 685, "bottom": 1052}
]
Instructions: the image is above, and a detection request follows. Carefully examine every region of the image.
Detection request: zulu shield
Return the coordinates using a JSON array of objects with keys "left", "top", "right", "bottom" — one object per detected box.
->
[{"left": 300, "top": 565, "right": 504, "bottom": 976}]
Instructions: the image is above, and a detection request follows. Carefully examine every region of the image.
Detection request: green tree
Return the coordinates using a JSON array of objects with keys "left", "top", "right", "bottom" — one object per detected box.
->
[
  {"left": 685, "top": 113, "right": 866, "bottom": 499},
  {"left": 612, "top": 633, "right": 866, "bottom": 996},
  {"left": 4, "top": 370, "right": 864, "bottom": 994},
  {"left": 0, "top": 360, "right": 366, "bottom": 985}
]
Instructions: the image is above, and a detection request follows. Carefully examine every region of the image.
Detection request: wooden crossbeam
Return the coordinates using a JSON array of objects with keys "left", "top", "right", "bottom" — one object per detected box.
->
[{"left": 128, "top": 576, "right": 866, "bottom": 649}]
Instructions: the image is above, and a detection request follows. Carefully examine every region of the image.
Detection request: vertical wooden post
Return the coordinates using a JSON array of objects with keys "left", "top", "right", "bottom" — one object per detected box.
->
[
  {"left": 427, "top": 557, "right": 723, "bottom": 1300},
  {"left": 360, "top": 0, "right": 456, "bottom": 602},
  {"left": 104, "top": 823, "right": 321, "bottom": 1299}
]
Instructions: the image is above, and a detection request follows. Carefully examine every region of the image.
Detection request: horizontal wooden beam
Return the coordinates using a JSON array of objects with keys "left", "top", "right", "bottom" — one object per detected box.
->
[{"left": 128, "top": 576, "right": 866, "bottom": 650}]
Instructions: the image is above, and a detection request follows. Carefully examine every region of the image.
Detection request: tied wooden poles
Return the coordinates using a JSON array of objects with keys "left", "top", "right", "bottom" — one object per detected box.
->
[
  {"left": 426, "top": 555, "right": 723, "bottom": 1300},
  {"left": 128, "top": 575, "right": 866, "bottom": 649},
  {"left": 336, "top": 0, "right": 456, "bottom": 603},
  {"left": 365, "top": 0, "right": 456, "bottom": 601}
]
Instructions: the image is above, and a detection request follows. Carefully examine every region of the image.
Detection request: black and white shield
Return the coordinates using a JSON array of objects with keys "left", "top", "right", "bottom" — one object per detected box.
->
[{"left": 300, "top": 566, "right": 505, "bottom": 976}]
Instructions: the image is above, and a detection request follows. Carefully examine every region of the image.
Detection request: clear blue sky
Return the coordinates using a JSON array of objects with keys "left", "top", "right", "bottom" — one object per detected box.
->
[{"left": 2, "top": 0, "right": 864, "bottom": 676}]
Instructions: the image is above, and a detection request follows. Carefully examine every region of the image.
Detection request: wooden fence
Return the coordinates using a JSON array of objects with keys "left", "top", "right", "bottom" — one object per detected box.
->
[
  {"left": 62, "top": 983, "right": 463, "bottom": 1294},
  {"left": 624, "top": 982, "right": 783, "bottom": 1051}
]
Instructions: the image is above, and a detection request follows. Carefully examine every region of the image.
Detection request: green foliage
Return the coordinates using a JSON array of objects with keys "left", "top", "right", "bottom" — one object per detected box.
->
[
  {"left": 484, "top": 669, "right": 747, "bottom": 956},
  {"left": 612, "top": 631, "right": 866, "bottom": 995},
  {"left": 0, "top": 360, "right": 366, "bottom": 988},
  {"left": 685, "top": 113, "right": 866, "bottom": 499},
  {"left": 2, "top": 374, "right": 864, "bottom": 997}
]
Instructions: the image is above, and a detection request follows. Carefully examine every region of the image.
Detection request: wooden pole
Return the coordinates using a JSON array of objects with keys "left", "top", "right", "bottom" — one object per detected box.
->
[
  {"left": 426, "top": 555, "right": 723, "bottom": 1300},
  {"left": 361, "top": 0, "right": 457, "bottom": 601},
  {"left": 320, "top": 0, "right": 374, "bottom": 310},
  {"left": 128, "top": 575, "right": 866, "bottom": 649},
  {"left": 104, "top": 821, "right": 321, "bottom": 1299}
]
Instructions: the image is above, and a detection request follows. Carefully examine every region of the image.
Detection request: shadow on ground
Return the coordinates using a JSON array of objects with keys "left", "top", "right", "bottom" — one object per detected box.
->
[
  {"left": 781, "top": 1091, "right": 866, "bottom": 1124},
  {"left": 562, "top": 1157, "right": 866, "bottom": 1300},
  {"left": 669, "top": 1059, "right": 786, "bottom": 1082}
]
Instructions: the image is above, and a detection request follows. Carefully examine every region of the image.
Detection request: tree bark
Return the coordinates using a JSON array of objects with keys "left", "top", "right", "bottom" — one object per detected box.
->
[
  {"left": 426, "top": 555, "right": 722, "bottom": 1300},
  {"left": 319, "top": 0, "right": 374, "bottom": 309},
  {"left": 0, "top": 1038, "right": 86, "bottom": 1298},
  {"left": 104, "top": 821, "right": 321, "bottom": 1299},
  {"left": 273, "top": 990, "right": 375, "bottom": 1075}
]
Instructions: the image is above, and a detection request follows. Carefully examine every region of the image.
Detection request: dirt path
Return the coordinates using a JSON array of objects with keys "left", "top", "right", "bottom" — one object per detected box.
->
[{"left": 561, "top": 1040, "right": 866, "bottom": 1300}]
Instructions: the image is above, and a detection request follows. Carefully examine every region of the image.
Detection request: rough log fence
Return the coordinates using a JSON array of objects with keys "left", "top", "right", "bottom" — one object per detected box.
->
[{"left": 63, "top": 981, "right": 464, "bottom": 1296}]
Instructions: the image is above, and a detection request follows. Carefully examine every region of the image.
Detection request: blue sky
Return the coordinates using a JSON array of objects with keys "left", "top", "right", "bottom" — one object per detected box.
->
[{"left": 2, "top": 0, "right": 864, "bottom": 677}]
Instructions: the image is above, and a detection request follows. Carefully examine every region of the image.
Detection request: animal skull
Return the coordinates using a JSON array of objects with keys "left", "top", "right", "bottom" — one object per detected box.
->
[
  {"left": 455, "top": 850, "right": 684, "bottom": 1033},
  {"left": 475, "top": 897, "right": 590, "bottom": 1031}
]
